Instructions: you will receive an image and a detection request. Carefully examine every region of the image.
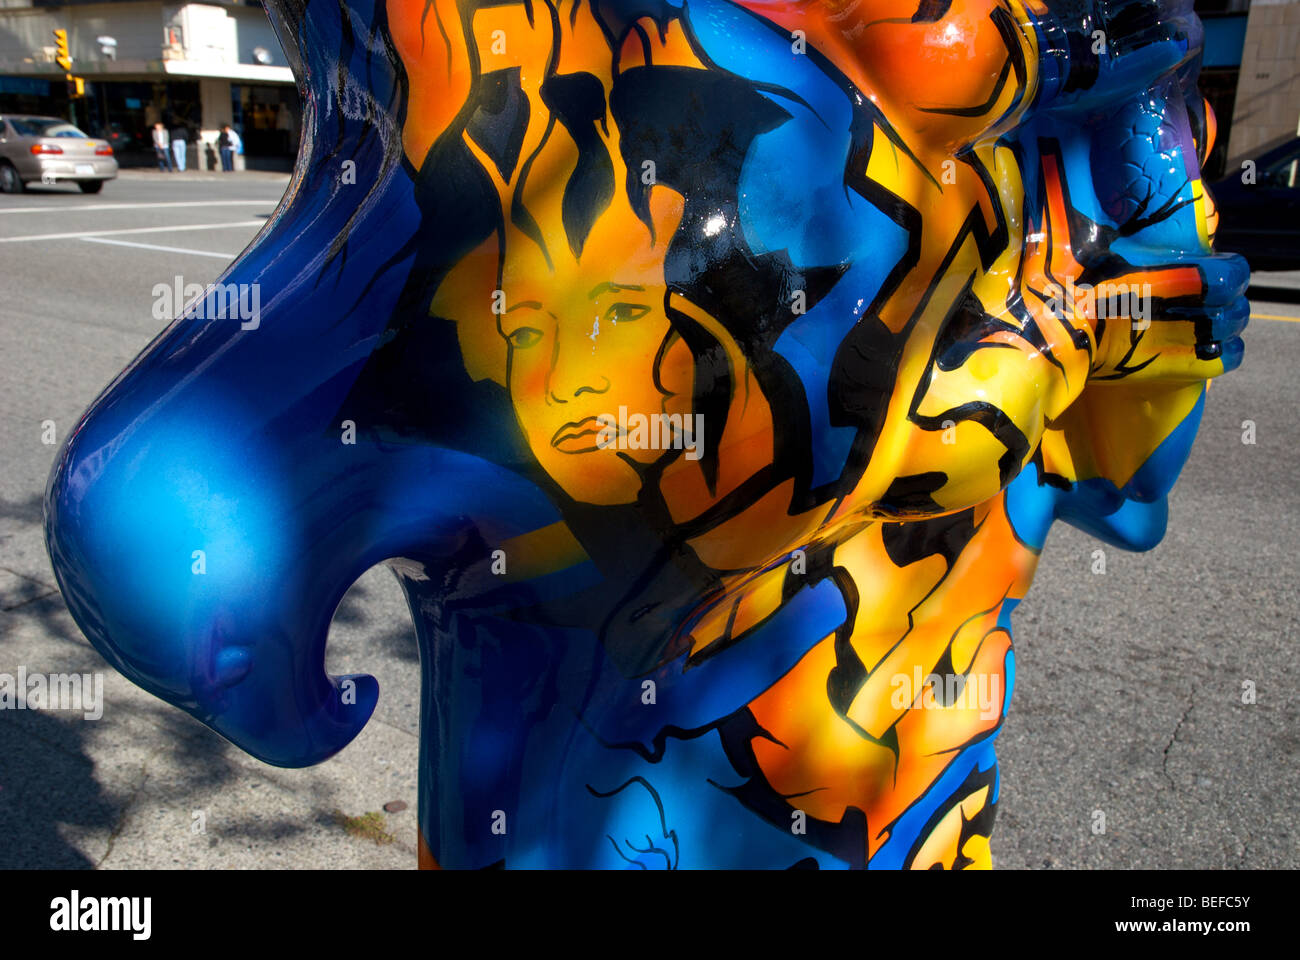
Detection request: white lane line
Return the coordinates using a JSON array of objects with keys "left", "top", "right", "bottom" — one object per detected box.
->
[
  {"left": 0, "top": 200, "right": 275, "bottom": 214},
  {"left": 0, "top": 220, "right": 264, "bottom": 243},
  {"left": 80, "top": 236, "right": 238, "bottom": 259}
]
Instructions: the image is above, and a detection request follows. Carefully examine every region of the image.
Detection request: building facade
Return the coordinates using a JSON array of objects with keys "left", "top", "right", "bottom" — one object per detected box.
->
[
  {"left": 1226, "top": 0, "right": 1300, "bottom": 171},
  {"left": 3, "top": 0, "right": 1294, "bottom": 177},
  {"left": 0, "top": 0, "right": 298, "bottom": 169}
]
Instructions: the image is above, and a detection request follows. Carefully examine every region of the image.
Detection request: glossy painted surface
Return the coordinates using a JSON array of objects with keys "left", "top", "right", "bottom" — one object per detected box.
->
[{"left": 45, "top": 0, "right": 1247, "bottom": 868}]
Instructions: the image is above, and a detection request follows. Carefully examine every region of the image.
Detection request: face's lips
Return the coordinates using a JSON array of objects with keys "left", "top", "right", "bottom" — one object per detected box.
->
[{"left": 551, "top": 416, "right": 614, "bottom": 454}]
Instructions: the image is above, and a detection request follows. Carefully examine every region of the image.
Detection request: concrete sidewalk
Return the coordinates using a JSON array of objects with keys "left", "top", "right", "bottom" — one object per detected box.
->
[
  {"left": 1, "top": 564, "right": 420, "bottom": 869},
  {"left": 115, "top": 168, "right": 292, "bottom": 184}
]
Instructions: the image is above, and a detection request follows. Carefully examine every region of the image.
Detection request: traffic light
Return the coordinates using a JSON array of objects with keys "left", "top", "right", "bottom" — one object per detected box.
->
[
  {"left": 53, "top": 28, "right": 72, "bottom": 72},
  {"left": 73, "top": 77, "right": 85, "bottom": 97}
]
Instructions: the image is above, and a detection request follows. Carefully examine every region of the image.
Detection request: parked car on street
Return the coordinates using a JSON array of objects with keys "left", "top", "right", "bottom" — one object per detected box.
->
[
  {"left": 96, "top": 121, "right": 150, "bottom": 160},
  {"left": 1211, "top": 137, "right": 1300, "bottom": 271},
  {"left": 0, "top": 114, "right": 119, "bottom": 194}
]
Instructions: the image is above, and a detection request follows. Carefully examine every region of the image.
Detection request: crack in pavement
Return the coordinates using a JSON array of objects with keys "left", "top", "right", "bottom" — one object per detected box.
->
[
  {"left": 1, "top": 564, "right": 61, "bottom": 613},
  {"left": 2, "top": 588, "right": 60, "bottom": 613},
  {"left": 96, "top": 749, "right": 158, "bottom": 868},
  {"left": 1161, "top": 684, "right": 1198, "bottom": 790}
]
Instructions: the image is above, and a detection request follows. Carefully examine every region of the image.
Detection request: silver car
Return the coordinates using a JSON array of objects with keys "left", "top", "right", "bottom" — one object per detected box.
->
[{"left": 0, "top": 114, "right": 118, "bottom": 194}]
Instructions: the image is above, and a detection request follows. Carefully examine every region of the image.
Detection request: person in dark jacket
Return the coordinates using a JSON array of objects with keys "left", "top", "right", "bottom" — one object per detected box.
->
[
  {"left": 218, "top": 124, "right": 237, "bottom": 172},
  {"left": 170, "top": 123, "right": 188, "bottom": 172}
]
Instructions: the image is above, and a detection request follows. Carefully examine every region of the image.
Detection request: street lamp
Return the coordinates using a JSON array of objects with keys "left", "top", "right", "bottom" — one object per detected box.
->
[{"left": 97, "top": 36, "right": 117, "bottom": 60}]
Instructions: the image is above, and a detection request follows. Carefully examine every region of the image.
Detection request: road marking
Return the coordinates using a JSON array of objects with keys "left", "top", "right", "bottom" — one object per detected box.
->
[
  {"left": 0, "top": 201, "right": 274, "bottom": 215},
  {"left": 80, "top": 236, "right": 237, "bottom": 259},
  {"left": 1251, "top": 313, "right": 1300, "bottom": 323},
  {"left": 0, "top": 221, "right": 264, "bottom": 243}
]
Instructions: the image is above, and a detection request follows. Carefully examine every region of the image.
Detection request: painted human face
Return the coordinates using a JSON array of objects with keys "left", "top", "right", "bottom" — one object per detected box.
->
[
  {"left": 407, "top": 2, "right": 703, "bottom": 505},
  {"left": 498, "top": 186, "right": 690, "bottom": 506}
]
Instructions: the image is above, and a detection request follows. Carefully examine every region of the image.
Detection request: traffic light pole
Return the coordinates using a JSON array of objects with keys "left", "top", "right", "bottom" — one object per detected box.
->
[{"left": 53, "top": 28, "right": 76, "bottom": 124}]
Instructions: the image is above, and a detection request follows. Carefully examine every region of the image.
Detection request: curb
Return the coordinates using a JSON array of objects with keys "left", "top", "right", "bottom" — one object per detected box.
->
[{"left": 115, "top": 170, "right": 291, "bottom": 183}]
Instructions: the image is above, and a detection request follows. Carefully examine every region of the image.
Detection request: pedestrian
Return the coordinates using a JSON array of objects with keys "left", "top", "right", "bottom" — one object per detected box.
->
[
  {"left": 170, "top": 122, "right": 188, "bottom": 172},
  {"left": 217, "top": 124, "right": 239, "bottom": 172},
  {"left": 152, "top": 122, "right": 172, "bottom": 172}
]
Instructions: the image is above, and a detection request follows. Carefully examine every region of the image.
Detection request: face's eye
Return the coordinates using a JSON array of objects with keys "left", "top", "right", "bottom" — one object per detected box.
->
[
  {"left": 508, "top": 326, "right": 544, "bottom": 350},
  {"left": 604, "top": 302, "right": 651, "bottom": 324}
]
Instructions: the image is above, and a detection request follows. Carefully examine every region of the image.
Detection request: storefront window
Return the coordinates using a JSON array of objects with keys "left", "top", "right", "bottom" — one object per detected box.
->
[{"left": 236, "top": 83, "right": 300, "bottom": 170}]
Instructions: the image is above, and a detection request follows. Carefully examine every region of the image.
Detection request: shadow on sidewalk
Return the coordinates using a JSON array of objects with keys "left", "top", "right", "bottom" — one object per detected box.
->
[{"left": 0, "top": 704, "right": 116, "bottom": 869}]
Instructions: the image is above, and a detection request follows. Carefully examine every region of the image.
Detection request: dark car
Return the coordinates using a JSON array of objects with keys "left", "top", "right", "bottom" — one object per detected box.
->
[
  {"left": 97, "top": 121, "right": 149, "bottom": 157},
  {"left": 1211, "top": 137, "right": 1300, "bottom": 270}
]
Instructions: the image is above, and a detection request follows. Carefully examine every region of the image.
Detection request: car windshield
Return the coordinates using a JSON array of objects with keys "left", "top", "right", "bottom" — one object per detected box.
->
[
  {"left": 1263, "top": 147, "right": 1300, "bottom": 189},
  {"left": 8, "top": 118, "right": 87, "bottom": 138}
]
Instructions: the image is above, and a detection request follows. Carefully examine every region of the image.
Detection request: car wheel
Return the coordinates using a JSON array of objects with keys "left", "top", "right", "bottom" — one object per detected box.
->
[
  {"left": 0, "top": 163, "right": 24, "bottom": 194},
  {"left": 78, "top": 180, "right": 105, "bottom": 194}
]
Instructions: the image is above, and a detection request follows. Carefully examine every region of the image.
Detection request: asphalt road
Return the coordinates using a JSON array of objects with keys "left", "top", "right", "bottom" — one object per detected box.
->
[{"left": 1, "top": 172, "right": 1296, "bottom": 869}]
